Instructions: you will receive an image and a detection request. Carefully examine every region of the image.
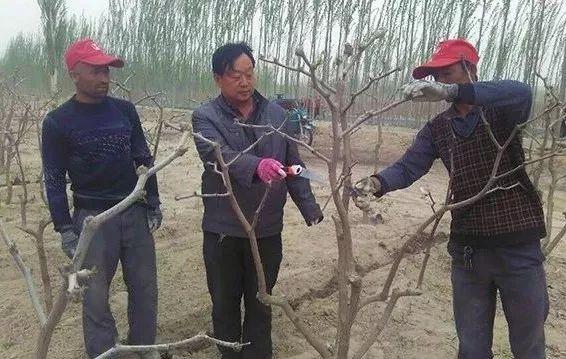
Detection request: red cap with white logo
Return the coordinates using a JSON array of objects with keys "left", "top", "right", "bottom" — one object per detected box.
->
[
  {"left": 64, "top": 38, "right": 124, "bottom": 71},
  {"left": 412, "top": 39, "right": 479, "bottom": 79}
]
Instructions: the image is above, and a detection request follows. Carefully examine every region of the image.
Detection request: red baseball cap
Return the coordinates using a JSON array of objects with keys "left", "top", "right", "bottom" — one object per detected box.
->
[
  {"left": 412, "top": 39, "right": 479, "bottom": 79},
  {"left": 64, "top": 38, "right": 124, "bottom": 71}
]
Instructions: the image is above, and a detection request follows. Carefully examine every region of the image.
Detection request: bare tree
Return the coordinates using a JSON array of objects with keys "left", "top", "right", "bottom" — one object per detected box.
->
[
  {"left": 254, "top": 25, "right": 566, "bottom": 357},
  {"left": 37, "top": 0, "right": 68, "bottom": 94},
  {"left": 1, "top": 129, "right": 253, "bottom": 358}
]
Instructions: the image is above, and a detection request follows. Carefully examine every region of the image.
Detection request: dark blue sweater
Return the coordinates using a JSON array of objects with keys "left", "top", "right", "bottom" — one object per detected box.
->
[
  {"left": 376, "top": 80, "right": 532, "bottom": 194},
  {"left": 41, "top": 96, "right": 159, "bottom": 232}
]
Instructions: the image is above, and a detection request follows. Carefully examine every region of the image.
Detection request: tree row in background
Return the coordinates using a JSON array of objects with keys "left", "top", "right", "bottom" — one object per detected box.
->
[{"left": 1, "top": 0, "right": 566, "bottom": 118}]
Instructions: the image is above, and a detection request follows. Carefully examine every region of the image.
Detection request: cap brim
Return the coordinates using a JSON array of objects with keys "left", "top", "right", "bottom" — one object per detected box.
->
[
  {"left": 80, "top": 54, "right": 124, "bottom": 68},
  {"left": 412, "top": 58, "right": 461, "bottom": 79}
]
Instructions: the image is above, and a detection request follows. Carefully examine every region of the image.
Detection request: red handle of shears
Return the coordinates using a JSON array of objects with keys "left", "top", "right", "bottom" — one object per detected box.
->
[{"left": 283, "top": 165, "right": 303, "bottom": 176}]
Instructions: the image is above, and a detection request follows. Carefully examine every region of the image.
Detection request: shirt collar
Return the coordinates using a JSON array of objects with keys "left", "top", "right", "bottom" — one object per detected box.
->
[
  {"left": 216, "top": 90, "right": 268, "bottom": 119},
  {"left": 441, "top": 104, "right": 482, "bottom": 120}
]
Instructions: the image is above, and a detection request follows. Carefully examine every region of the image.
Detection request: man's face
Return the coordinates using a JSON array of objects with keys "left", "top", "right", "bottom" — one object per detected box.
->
[
  {"left": 70, "top": 62, "right": 110, "bottom": 101},
  {"left": 432, "top": 62, "right": 476, "bottom": 85},
  {"left": 214, "top": 54, "right": 255, "bottom": 105}
]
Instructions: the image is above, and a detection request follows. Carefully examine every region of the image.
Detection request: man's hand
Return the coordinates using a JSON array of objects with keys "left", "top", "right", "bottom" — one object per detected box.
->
[
  {"left": 402, "top": 80, "right": 458, "bottom": 102},
  {"left": 256, "top": 158, "right": 287, "bottom": 184},
  {"left": 352, "top": 176, "right": 381, "bottom": 211},
  {"left": 354, "top": 176, "right": 381, "bottom": 196},
  {"left": 307, "top": 216, "right": 323, "bottom": 226},
  {"left": 60, "top": 227, "right": 79, "bottom": 259},
  {"left": 147, "top": 206, "right": 163, "bottom": 232}
]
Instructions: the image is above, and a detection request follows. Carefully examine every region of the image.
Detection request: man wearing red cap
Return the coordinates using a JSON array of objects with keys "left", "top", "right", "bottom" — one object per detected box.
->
[
  {"left": 41, "top": 38, "right": 161, "bottom": 358},
  {"left": 355, "top": 39, "right": 548, "bottom": 358}
]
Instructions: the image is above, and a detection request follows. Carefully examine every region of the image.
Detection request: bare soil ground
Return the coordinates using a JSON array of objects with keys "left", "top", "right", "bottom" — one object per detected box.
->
[{"left": 1, "top": 119, "right": 565, "bottom": 358}]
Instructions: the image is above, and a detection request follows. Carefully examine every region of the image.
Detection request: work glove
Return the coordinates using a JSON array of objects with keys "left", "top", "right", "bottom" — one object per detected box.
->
[
  {"left": 353, "top": 176, "right": 381, "bottom": 210},
  {"left": 60, "top": 225, "right": 79, "bottom": 259},
  {"left": 307, "top": 215, "right": 324, "bottom": 226},
  {"left": 147, "top": 206, "right": 163, "bottom": 232},
  {"left": 402, "top": 80, "right": 458, "bottom": 102},
  {"left": 354, "top": 176, "right": 382, "bottom": 197},
  {"left": 256, "top": 158, "right": 287, "bottom": 184}
]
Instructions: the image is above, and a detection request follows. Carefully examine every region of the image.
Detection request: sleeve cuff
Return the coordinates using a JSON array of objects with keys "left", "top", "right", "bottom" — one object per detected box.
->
[
  {"left": 146, "top": 195, "right": 161, "bottom": 208},
  {"left": 55, "top": 220, "right": 74, "bottom": 233},
  {"left": 456, "top": 83, "right": 476, "bottom": 104},
  {"left": 373, "top": 174, "right": 389, "bottom": 197},
  {"left": 300, "top": 202, "right": 323, "bottom": 224}
]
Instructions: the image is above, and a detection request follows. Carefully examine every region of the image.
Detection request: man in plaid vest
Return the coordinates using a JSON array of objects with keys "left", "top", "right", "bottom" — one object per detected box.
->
[{"left": 355, "top": 39, "right": 548, "bottom": 359}]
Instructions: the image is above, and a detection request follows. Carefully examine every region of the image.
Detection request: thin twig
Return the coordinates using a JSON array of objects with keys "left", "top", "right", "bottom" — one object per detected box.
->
[
  {"left": 321, "top": 161, "right": 358, "bottom": 212},
  {"left": 543, "top": 212, "right": 566, "bottom": 256},
  {"left": 174, "top": 192, "right": 230, "bottom": 201},
  {"left": 259, "top": 56, "right": 334, "bottom": 96},
  {"left": 341, "top": 99, "right": 410, "bottom": 139},
  {"left": 226, "top": 120, "right": 285, "bottom": 166},
  {"left": 343, "top": 28, "right": 387, "bottom": 77},
  {"left": 94, "top": 333, "right": 249, "bottom": 358},
  {"left": 535, "top": 72, "right": 562, "bottom": 105},
  {"left": 484, "top": 182, "right": 524, "bottom": 195},
  {"left": 235, "top": 121, "right": 332, "bottom": 164},
  {"left": 134, "top": 91, "right": 164, "bottom": 105},
  {"left": 252, "top": 185, "right": 271, "bottom": 229},
  {"left": 343, "top": 68, "right": 401, "bottom": 114}
]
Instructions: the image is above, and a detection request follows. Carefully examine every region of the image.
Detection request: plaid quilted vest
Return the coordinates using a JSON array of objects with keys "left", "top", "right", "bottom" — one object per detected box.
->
[{"left": 428, "top": 105, "right": 546, "bottom": 247}]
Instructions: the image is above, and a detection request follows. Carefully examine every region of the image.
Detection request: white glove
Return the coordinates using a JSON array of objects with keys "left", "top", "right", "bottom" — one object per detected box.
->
[
  {"left": 402, "top": 80, "right": 458, "bottom": 102},
  {"left": 354, "top": 176, "right": 381, "bottom": 196}
]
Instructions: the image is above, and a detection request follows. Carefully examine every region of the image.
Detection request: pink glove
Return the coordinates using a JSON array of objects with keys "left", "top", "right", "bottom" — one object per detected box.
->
[{"left": 256, "top": 158, "right": 287, "bottom": 183}]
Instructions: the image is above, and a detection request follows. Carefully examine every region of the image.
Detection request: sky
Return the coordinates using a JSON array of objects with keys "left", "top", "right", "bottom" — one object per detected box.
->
[{"left": 0, "top": 0, "right": 108, "bottom": 55}]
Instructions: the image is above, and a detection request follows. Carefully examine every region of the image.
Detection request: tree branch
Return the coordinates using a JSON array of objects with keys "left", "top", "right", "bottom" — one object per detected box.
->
[
  {"left": 0, "top": 220, "right": 47, "bottom": 325},
  {"left": 341, "top": 99, "right": 410, "bottom": 139},
  {"left": 352, "top": 289, "right": 421, "bottom": 359},
  {"left": 535, "top": 72, "right": 562, "bottom": 105},
  {"left": 174, "top": 191, "right": 230, "bottom": 201},
  {"left": 235, "top": 121, "right": 332, "bottom": 164},
  {"left": 342, "top": 68, "right": 401, "bottom": 114},
  {"left": 343, "top": 28, "right": 387, "bottom": 77},
  {"left": 134, "top": 91, "right": 164, "bottom": 105},
  {"left": 71, "top": 131, "right": 190, "bottom": 272},
  {"left": 192, "top": 131, "right": 333, "bottom": 358},
  {"left": 265, "top": 294, "right": 333, "bottom": 358},
  {"left": 35, "top": 131, "right": 191, "bottom": 359},
  {"left": 259, "top": 55, "right": 336, "bottom": 97},
  {"left": 252, "top": 185, "right": 271, "bottom": 229},
  {"left": 543, "top": 212, "right": 566, "bottom": 256},
  {"left": 94, "top": 333, "right": 249, "bottom": 358},
  {"left": 226, "top": 120, "right": 286, "bottom": 166}
]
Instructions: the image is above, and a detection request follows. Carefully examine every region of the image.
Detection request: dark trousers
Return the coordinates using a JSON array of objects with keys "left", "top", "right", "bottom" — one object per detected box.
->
[
  {"left": 448, "top": 241, "right": 549, "bottom": 359},
  {"left": 74, "top": 204, "right": 158, "bottom": 358},
  {"left": 203, "top": 231, "right": 282, "bottom": 359}
]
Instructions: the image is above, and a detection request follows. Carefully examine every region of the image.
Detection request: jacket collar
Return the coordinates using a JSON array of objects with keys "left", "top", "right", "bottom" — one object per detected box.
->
[{"left": 214, "top": 90, "right": 269, "bottom": 119}]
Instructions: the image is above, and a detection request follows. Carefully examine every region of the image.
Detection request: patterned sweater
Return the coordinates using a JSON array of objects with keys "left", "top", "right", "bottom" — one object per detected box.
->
[{"left": 41, "top": 96, "right": 159, "bottom": 232}]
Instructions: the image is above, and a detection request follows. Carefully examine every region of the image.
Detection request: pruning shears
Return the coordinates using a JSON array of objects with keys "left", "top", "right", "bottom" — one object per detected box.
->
[{"left": 283, "top": 165, "right": 327, "bottom": 184}]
